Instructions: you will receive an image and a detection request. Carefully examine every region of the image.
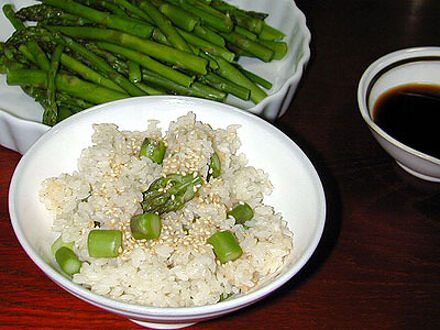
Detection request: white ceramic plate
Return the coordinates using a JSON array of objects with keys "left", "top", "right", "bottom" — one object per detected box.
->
[
  {"left": 0, "top": 0, "right": 311, "bottom": 153},
  {"left": 9, "top": 96, "right": 326, "bottom": 329}
]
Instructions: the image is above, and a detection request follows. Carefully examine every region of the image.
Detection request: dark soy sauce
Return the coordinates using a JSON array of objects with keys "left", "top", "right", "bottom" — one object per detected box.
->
[{"left": 373, "top": 84, "right": 440, "bottom": 159}]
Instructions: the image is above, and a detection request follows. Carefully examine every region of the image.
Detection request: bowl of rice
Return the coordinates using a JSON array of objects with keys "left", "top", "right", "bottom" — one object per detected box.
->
[{"left": 9, "top": 96, "right": 325, "bottom": 329}]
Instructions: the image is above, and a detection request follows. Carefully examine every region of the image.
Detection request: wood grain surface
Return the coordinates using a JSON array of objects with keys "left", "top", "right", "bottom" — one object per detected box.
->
[{"left": 1, "top": 1, "right": 439, "bottom": 329}]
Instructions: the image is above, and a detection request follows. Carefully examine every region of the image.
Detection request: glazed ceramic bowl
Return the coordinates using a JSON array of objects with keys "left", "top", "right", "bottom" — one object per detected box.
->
[
  {"left": 9, "top": 96, "right": 326, "bottom": 329},
  {"left": 357, "top": 47, "right": 440, "bottom": 182},
  {"left": 0, "top": 0, "right": 311, "bottom": 154}
]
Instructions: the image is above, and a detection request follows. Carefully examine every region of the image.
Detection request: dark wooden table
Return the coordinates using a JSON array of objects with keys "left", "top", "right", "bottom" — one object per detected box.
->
[{"left": 1, "top": 1, "right": 439, "bottom": 329}]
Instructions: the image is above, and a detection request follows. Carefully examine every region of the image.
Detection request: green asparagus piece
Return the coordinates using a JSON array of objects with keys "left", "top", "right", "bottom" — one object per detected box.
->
[
  {"left": 130, "top": 213, "right": 162, "bottom": 240},
  {"left": 55, "top": 90, "right": 95, "bottom": 109},
  {"left": 2, "top": 4, "right": 27, "bottom": 30},
  {"left": 227, "top": 202, "right": 254, "bottom": 224},
  {"left": 193, "top": 25, "right": 225, "bottom": 47},
  {"left": 60, "top": 52, "right": 125, "bottom": 92},
  {"left": 46, "top": 26, "right": 208, "bottom": 74},
  {"left": 104, "top": 0, "right": 154, "bottom": 23},
  {"left": 233, "top": 25, "right": 257, "bottom": 41},
  {"left": 87, "top": 229, "right": 122, "bottom": 258},
  {"left": 23, "top": 86, "right": 94, "bottom": 111},
  {"left": 210, "top": 0, "right": 268, "bottom": 20},
  {"left": 211, "top": 55, "right": 267, "bottom": 104},
  {"left": 128, "top": 61, "right": 142, "bottom": 83},
  {"left": 17, "top": 44, "right": 37, "bottom": 65},
  {"left": 166, "top": 0, "right": 233, "bottom": 32},
  {"left": 40, "top": 0, "right": 154, "bottom": 38},
  {"left": 44, "top": 44, "right": 64, "bottom": 126},
  {"left": 198, "top": 72, "right": 250, "bottom": 101},
  {"left": 82, "top": 0, "right": 130, "bottom": 18},
  {"left": 177, "top": 28, "right": 235, "bottom": 62},
  {"left": 210, "top": 0, "right": 266, "bottom": 34},
  {"left": 220, "top": 31, "right": 273, "bottom": 62},
  {"left": 158, "top": 2, "right": 199, "bottom": 32},
  {"left": 135, "top": 82, "right": 165, "bottom": 95},
  {"left": 15, "top": 4, "right": 92, "bottom": 25},
  {"left": 259, "top": 22, "right": 286, "bottom": 41},
  {"left": 258, "top": 39, "right": 288, "bottom": 60},
  {"left": 95, "top": 41, "right": 195, "bottom": 87},
  {"left": 57, "top": 107, "right": 74, "bottom": 122},
  {"left": 141, "top": 172, "right": 203, "bottom": 214},
  {"left": 207, "top": 230, "right": 243, "bottom": 263},
  {"left": 138, "top": 0, "right": 192, "bottom": 53},
  {"left": 0, "top": 43, "right": 28, "bottom": 73},
  {"left": 55, "top": 246, "right": 82, "bottom": 275},
  {"left": 7, "top": 69, "right": 129, "bottom": 104},
  {"left": 142, "top": 68, "right": 226, "bottom": 102},
  {"left": 152, "top": 27, "right": 172, "bottom": 46},
  {"left": 3, "top": 5, "right": 50, "bottom": 71},
  {"left": 208, "top": 151, "right": 221, "bottom": 179},
  {"left": 139, "top": 137, "right": 167, "bottom": 164}
]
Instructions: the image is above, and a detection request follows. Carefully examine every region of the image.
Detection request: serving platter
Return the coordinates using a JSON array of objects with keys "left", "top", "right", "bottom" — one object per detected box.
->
[{"left": 0, "top": 0, "right": 311, "bottom": 153}]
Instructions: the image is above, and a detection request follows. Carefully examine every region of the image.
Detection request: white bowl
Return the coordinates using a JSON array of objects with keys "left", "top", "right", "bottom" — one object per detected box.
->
[
  {"left": 0, "top": 0, "right": 311, "bottom": 154},
  {"left": 357, "top": 47, "right": 440, "bottom": 182},
  {"left": 9, "top": 96, "right": 326, "bottom": 329}
]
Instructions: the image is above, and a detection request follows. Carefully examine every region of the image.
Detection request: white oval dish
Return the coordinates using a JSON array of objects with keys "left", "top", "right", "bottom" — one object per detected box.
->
[
  {"left": 0, "top": 0, "right": 311, "bottom": 154},
  {"left": 357, "top": 47, "right": 440, "bottom": 182},
  {"left": 9, "top": 96, "right": 326, "bottom": 329}
]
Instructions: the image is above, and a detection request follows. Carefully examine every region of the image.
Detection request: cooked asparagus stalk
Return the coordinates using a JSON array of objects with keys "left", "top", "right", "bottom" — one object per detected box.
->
[{"left": 141, "top": 173, "right": 203, "bottom": 214}]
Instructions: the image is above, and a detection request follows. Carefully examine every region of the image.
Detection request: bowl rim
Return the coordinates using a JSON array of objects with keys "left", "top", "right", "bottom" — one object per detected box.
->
[
  {"left": 357, "top": 46, "right": 440, "bottom": 165},
  {"left": 9, "top": 96, "right": 326, "bottom": 319}
]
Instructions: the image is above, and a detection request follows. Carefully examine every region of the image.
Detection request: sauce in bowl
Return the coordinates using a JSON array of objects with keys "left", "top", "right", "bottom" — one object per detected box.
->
[{"left": 373, "top": 83, "right": 440, "bottom": 159}]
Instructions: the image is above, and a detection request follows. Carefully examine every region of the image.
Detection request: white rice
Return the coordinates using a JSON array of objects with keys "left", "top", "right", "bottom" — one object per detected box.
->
[{"left": 40, "top": 112, "right": 293, "bottom": 307}]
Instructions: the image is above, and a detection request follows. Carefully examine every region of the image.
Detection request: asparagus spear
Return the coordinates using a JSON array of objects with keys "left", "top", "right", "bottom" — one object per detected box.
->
[
  {"left": 211, "top": 55, "right": 267, "bottom": 104},
  {"left": 44, "top": 44, "right": 64, "bottom": 126},
  {"left": 210, "top": 0, "right": 266, "bottom": 34},
  {"left": 142, "top": 68, "right": 226, "bottom": 102},
  {"left": 95, "top": 41, "right": 195, "bottom": 87},
  {"left": 193, "top": 25, "right": 225, "bottom": 47},
  {"left": 220, "top": 31, "right": 273, "bottom": 62},
  {"left": 7, "top": 69, "right": 129, "bottom": 104},
  {"left": 23, "top": 86, "right": 94, "bottom": 110},
  {"left": 102, "top": 0, "right": 154, "bottom": 23},
  {"left": 137, "top": 0, "right": 192, "bottom": 53},
  {"left": 141, "top": 173, "right": 203, "bottom": 214},
  {"left": 45, "top": 25, "right": 209, "bottom": 74},
  {"left": 210, "top": 0, "right": 268, "bottom": 20},
  {"left": 259, "top": 22, "right": 286, "bottom": 41},
  {"left": 198, "top": 72, "right": 250, "bottom": 101},
  {"left": 15, "top": 4, "right": 92, "bottom": 25},
  {"left": 40, "top": 0, "right": 154, "bottom": 38},
  {"left": 80, "top": 0, "right": 134, "bottom": 19},
  {"left": 158, "top": 2, "right": 199, "bottom": 32},
  {"left": 3, "top": 4, "right": 50, "bottom": 70},
  {"left": 60, "top": 52, "right": 126, "bottom": 92},
  {"left": 127, "top": 61, "right": 141, "bottom": 83},
  {"left": 177, "top": 28, "right": 235, "bottom": 62},
  {"left": 258, "top": 39, "right": 288, "bottom": 60},
  {"left": 135, "top": 82, "right": 165, "bottom": 95},
  {"left": 165, "top": 0, "right": 233, "bottom": 32}
]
